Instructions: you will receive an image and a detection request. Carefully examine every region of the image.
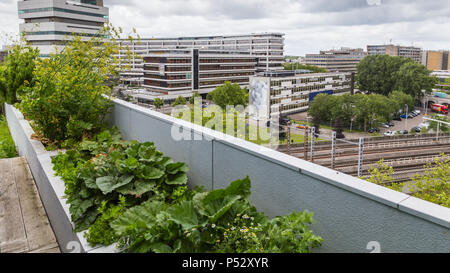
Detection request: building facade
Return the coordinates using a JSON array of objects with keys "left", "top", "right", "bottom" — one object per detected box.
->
[
  {"left": 117, "top": 33, "right": 285, "bottom": 85},
  {"left": 142, "top": 49, "right": 258, "bottom": 95},
  {"left": 422, "top": 50, "right": 449, "bottom": 71},
  {"left": 18, "top": 0, "right": 109, "bottom": 57},
  {"left": 0, "top": 50, "right": 7, "bottom": 63},
  {"left": 249, "top": 71, "right": 354, "bottom": 121},
  {"left": 305, "top": 47, "right": 367, "bottom": 73},
  {"left": 367, "top": 44, "right": 422, "bottom": 63}
]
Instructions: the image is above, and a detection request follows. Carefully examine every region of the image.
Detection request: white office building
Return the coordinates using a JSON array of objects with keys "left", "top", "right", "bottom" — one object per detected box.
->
[
  {"left": 116, "top": 33, "right": 285, "bottom": 85},
  {"left": 18, "top": 0, "right": 109, "bottom": 57},
  {"left": 249, "top": 71, "right": 354, "bottom": 121}
]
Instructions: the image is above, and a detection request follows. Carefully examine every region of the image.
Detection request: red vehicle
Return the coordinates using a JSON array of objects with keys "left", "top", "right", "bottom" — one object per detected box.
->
[{"left": 431, "top": 104, "right": 449, "bottom": 115}]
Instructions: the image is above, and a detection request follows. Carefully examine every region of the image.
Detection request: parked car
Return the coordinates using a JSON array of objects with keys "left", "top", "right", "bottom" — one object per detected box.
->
[
  {"left": 413, "top": 110, "right": 421, "bottom": 115},
  {"left": 409, "top": 112, "right": 417, "bottom": 117},
  {"left": 388, "top": 121, "right": 395, "bottom": 127},
  {"left": 384, "top": 131, "right": 396, "bottom": 136},
  {"left": 399, "top": 130, "right": 409, "bottom": 135},
  {"left": 393, "top": 116, "right": 402, "bottom": 121},
  {"left": 368, "top": 128, "right": 380, "bottom": 133},
  {"left": 400, "top": 114, "right": 407, "bottom": 119},
  {"left": 413, "top": 126, "right": 422, "bottom": 133},
  {"left": 382, "top": 123, "right": 390, "bottom": 128}
]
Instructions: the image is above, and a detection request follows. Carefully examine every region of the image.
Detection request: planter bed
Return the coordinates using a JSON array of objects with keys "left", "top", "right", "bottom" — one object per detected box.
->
[{"left": 4, "top": 103, "right": 117, "bottom": 253}]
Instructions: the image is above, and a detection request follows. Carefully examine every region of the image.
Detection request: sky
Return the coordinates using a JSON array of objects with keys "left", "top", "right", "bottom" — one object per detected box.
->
[{"left": 1, "top": 0, "right": 449, "bottom": 56}]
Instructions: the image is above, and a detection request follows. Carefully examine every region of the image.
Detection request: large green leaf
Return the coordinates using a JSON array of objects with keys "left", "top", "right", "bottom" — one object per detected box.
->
[
  {"left": 167, "top": 201, "right": 206, "bottom": 230},
  {"left": 116, "top": 180, "right": 157, "bottom": 197},
  {"left": 69, "top": 198, "right": 94, "bottom": 221},
  {"left": 149, "top": 242, "right": 173, "bottom": 253},
  {"left": 111, "top": 201, "right": 168, "bottom": 235},
  {"left": 138, "top": 166, "right": 165, "bottom": 180},
  {"left": 165, "top": 173, "right": 188, "bottom": 185},
  {"left": 165, "top": 162, "right": 189, "bottom": 174},
  {"left": 96, "top": 175, "right": 134, "bottom": 194},
  {"left": 192, "top": 177, "right": 252, "bottom": 223}
]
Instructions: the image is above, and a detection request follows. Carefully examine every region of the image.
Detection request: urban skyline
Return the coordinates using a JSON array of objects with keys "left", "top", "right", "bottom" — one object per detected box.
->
[{"left": 1, "top": 0, "right": 450, "bottom": 56}]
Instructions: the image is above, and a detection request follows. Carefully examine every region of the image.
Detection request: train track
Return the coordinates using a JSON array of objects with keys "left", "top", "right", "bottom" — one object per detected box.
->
[{"left": 276, "top": 135, "right": 450, "bottom": 183}]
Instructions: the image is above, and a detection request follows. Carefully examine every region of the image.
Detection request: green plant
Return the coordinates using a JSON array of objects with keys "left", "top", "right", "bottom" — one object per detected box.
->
[
  {"left": 0, "top": 39, "right": 39, "bottom": 106},
  {"left": 111, "top": 177, "right": 322, "bottom": 253},
  {"left": 52, "top": 127, "right": 189, "bottom": 236},
  {"left": 18, "top": 24, "right": 136, "bottom": 146},
  {"left": 409, "top": 154, "right": 449, "bottom": 208},
  {"left": 172, "top": 96, "right": 187, "bottom": 107},
  {"left": 0, "top": 115, "right": 17, "bottom": 158},
  {"left": 206, "top": 81, "right": 248, "bottom": 109},
  {"left": 153, "top": 98, "right": 164, "bottom": 109}
]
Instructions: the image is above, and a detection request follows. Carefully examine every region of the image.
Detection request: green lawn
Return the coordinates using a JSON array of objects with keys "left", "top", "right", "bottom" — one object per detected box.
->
[{"left": 0, "top": 115, "right": 17, "bottom": 158}]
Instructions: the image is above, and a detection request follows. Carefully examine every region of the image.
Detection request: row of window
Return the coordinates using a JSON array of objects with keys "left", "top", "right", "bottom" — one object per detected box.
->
[{"left": 19, "top": 7, "right": 108, "bottom": 18}]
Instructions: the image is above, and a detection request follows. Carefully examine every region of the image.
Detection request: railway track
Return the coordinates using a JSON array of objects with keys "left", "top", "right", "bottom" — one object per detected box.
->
[{"left": 275, "top": 134, "right": 450, "bottom": 183}]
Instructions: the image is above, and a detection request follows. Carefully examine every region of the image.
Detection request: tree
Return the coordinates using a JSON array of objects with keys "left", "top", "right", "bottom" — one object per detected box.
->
[
  {"left": 283, "top": 63, "right": 328, "bottom": 73},
  {"left": 18, "top": 24, "right": 133, "bottom": 146},
  {"left": 207, "top": 81, "right": 248, "bottom": 109},
  {"left": 153, "top": 98, "right": 164, "bottom": 109},
  {"left": 172, "top": 96, "right": 187, "bottom": 107},
  {"left": 189, "top": 91, "right": 201, "bottom": 104},
  {"left": 394, "top": 62, "right": 438, "bottom": 100},
  {"left": 0, "top": 41, "right": 39, "bottom": 105},
  {"left": 388, "top": 90, "right": 414, "bottom": 117},
  {"left": 356, "top": 55, "right": 410, "bottom": 96}
]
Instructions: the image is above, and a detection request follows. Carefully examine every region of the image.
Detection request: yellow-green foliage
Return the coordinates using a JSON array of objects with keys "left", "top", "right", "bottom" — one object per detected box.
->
[
  {"left": 365, "top": 155, "right": 449, "bottom": 208},
  {"left": 18, "top": 24, "right": 139, "bottom": 146}
]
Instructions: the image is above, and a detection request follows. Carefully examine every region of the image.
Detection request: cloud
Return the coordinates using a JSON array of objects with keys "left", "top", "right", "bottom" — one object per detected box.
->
[{"left": 1, "top": 0, "right": 449, "bottom": 55}]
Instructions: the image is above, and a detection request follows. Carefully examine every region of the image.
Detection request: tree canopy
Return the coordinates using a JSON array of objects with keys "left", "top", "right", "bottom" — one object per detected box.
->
[
  {"left": 356, "top": 55, "right": 437, "bottom": 100},
  {"left": 206, "top": 81, "right": 248, "bottom": 109},
  {"left": 283, "top": 63, "right": 328, "bottom": 73},
  {"left": 308, "top": 92, "right": 414, "bottom": 132},
  {"left": 172, "top": 96, "right": 187, "bottom": 107}
]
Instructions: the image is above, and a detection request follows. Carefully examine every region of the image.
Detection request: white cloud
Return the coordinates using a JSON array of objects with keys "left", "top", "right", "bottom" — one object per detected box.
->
[{"left": 1, "top": 0, "right": 449, "bottom": 55}]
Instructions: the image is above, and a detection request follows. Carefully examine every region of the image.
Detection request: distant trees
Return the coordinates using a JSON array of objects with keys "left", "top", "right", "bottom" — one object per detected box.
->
[
  {"left": 356, "top": 55, "right": 438, "bottom": 100},
  {"left": 172, "top": 96, "right": 187, "bottom": 107},
  {"left": 308, "top": 92, "right": 415, "bottom": 132},
  {"left": 206, "top": 81, "right": 248, "bottom": 109},
  {"left": 189, "top": 91, "right": 201, "bottom": 104},
  {"left": 153, "top": 98, "right": 164, "bottom": 109},
  {"left": 283, "top": 63, "right": 328, "bottom": 73},
  {"left": 394, "top": 62, "right": 438, "bottom": 99}
]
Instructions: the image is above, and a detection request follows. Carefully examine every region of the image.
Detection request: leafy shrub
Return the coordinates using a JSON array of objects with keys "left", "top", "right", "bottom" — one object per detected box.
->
[
  {"left": 0, "top": 41, "right": 39, "bottom": 105},
  {"left": 52, "top": 127, "right": 189, "bottom": 245},
  {"left": 18, "top": 25, "right": 134, "bottom": 146},
  {"left": 111, "top": 177, "right": 323, "bottom": 253}
]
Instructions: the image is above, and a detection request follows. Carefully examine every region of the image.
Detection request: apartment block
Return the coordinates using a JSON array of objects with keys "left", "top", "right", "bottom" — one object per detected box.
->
[
  {"left": 249, "top": 71, "right": 354, "bottom": 121},
  {"left": 367, "top": 44, "right": 422, "bottom": 63},
  {"left": 18, "top": 0, "right": 109, "bottom": 57},
  {"left": 305, "top": 47, "right": 367, "bottom": 73},
  {"left": 117, "top": 33, "right": 285, "bottom": 85},
  {"left": 0, "top": 50, "right": 7, "bottom": 63},
  {"left": 142, "top": 49, "right": 257, "bottom": 95},
  {"left": 422, "top": 50, "right": 449, "bottom": 71}
]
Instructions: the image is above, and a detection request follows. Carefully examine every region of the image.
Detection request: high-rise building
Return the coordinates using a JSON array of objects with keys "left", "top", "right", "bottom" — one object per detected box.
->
[
  {"left": 18, "top": 0, "right": 109, "bottom": 57},
  {"left": 142, "top": 49, "right": 257, "bottom": 95},
  {"left": 421, "top": 50, "right": 449, "bottom": 71},
  {"left": 367, "top": 44, "right": 422, "bottom": 63},
  {"left": 305, "top": 48, "right": 367, "bottom": 73},
  {"left": 249, "top": 71, "right": 354, "bottom": 121},
  {"left": 117, "top": 33, "right": 285, "bottom": 85}
]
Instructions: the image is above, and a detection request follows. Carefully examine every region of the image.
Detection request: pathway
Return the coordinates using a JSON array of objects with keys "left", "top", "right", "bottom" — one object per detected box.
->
[{"left": 0, "top": 157, "right": 60, "bottom": 253}]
